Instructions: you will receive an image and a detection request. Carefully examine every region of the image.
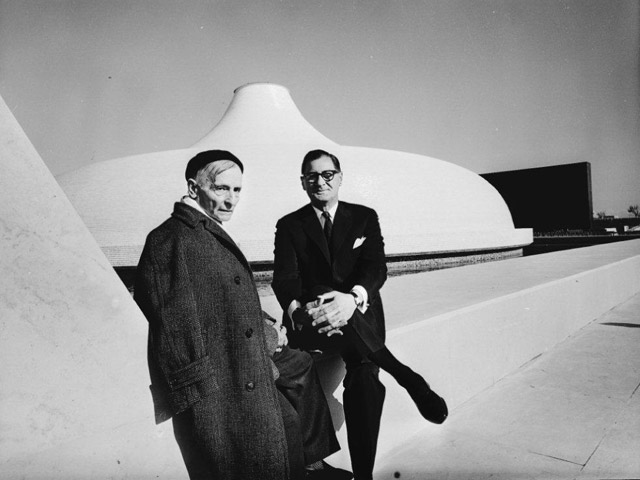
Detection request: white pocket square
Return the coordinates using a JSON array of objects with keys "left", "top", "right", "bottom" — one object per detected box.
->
[{"left": 353, "top": 236, "right": 366, "bottom": 249}]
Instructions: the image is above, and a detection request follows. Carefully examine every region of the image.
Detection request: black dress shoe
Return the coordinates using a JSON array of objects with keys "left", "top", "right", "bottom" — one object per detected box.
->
[
  {"left": 406, "top": 376, "right": 448, "bottom": 424},
  {"left": 305, "top": 461, "right": 353, "bottom": 480}
]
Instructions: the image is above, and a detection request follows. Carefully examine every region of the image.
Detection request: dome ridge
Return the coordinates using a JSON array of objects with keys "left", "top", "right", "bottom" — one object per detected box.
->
[{"left": 192, "top": 83, "right": 336, "bottom": 148}]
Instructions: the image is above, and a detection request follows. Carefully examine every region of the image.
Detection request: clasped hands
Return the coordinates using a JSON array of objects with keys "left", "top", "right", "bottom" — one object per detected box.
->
[{"left": 296, "top": 290, "right": 357, "bottom": 337}]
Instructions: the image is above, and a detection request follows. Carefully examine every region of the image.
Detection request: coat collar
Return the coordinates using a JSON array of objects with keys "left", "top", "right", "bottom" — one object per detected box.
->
[{"left": 171, "top": 202, "right": 251, "bottom": 271}]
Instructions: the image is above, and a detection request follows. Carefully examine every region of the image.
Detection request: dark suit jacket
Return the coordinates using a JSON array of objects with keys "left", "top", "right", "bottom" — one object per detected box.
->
[
  {"left": 272, "top": 201, "right": 388, "bottom": 347},
  {"left": 135, "top": 202, "right": 289, "bottom": 480}
]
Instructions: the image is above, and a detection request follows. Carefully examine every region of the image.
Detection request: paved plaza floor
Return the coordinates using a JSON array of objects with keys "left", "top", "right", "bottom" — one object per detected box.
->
[{"left": 373, "top": 291, "right": 640, "bottom": 480}]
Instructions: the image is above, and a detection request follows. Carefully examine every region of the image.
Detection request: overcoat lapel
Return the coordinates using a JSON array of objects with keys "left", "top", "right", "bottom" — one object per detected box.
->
[
  {"left": 203, "top": 220, "right": 252, "bottom": 273},
  {"left": 301, "top": 205, "right": 331, "bottom": 264}
]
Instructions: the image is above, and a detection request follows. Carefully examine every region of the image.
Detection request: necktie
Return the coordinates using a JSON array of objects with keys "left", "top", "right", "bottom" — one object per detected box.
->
[{"left": 322, "top": 211, "right": 333, "bottom": 243}]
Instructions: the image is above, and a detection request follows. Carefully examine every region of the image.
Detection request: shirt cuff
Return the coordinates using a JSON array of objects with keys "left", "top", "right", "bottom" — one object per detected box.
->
[
  {"left": 287, "top": 299, "right": 301, "bottom": 321},
  {"left": 351, "top": 285, "right": 368, "bottom": 313}
]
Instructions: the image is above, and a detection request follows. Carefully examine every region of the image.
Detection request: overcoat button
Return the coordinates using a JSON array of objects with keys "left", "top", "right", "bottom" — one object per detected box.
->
[
  {"left": 245, "top": 328, "right": 253, "bottom": 338},
  {"left": 245, "top": 382, "right": 255, "bottom": 391},
  {"left": 234, "top": 276, "right": 241, "bottom": 284}
]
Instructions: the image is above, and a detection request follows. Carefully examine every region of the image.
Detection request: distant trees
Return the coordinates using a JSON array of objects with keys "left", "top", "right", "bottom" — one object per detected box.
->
[{"left": 594, "top": 207, "right": 639, "bottom": 219}]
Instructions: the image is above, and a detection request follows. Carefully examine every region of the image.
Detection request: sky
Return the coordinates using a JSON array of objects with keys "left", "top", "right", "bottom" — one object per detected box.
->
[{"left": 0, "top": 0, "right": 638, "bottom": 217}]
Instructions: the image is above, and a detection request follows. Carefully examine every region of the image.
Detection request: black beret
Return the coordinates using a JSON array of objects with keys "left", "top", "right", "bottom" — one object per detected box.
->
[{"left": 185, "top": 150, "right": 244, "bottom": 181}]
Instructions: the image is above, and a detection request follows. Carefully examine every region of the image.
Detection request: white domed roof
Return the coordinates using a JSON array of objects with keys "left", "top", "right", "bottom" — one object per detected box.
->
[{"left": 57, "top": 83, "right": 531, "bottom": 266}]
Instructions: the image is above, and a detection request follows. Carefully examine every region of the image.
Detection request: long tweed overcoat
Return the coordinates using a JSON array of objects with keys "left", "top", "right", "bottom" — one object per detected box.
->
[{"left": 134, "top": 202, "right": 289, "bottom": 480}]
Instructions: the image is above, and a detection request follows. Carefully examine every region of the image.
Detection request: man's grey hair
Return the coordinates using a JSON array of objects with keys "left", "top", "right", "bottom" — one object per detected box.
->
[{"left": 194, "top": 159, "right": 241, "bottom": 187}]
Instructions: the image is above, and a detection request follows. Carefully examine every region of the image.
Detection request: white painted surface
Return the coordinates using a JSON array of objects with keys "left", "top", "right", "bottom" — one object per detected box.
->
[
  {"left": 57, "top": 83, "right": 531, "bottom": 266},
  {"left": 0, "top": 95, "right": 186, "bottom": 479}
]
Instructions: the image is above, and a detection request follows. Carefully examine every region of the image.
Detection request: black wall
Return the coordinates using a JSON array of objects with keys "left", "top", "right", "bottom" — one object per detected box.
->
[{"left": 481, "top": 162, "right": 593, "bottom": 232}]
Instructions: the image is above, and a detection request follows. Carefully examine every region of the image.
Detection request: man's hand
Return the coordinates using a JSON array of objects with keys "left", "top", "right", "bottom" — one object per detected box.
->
[
  {"left": 272, "top": 321, "right": 288, "bottom": 352},
  {"left": 305, "top": 290, "right": 356, "bottom": 335},
  {"left": 291, "top": 307, "right": 313, "bottom": 329}
]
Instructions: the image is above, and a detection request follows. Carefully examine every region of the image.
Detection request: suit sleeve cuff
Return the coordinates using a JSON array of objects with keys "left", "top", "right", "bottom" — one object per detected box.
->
[{"left": 287, "top": 299, "right": 301, "bottom": 321}]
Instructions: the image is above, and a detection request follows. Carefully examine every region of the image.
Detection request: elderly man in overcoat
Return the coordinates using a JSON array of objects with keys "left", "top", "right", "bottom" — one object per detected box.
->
[{"left": 135, "top": 150, "right": 349, "bottom": 480}]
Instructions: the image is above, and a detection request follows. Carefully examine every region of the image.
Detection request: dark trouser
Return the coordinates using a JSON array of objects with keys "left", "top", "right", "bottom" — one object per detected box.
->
[
  {"left": 274, "top": 345, "right": 341, "bottom": 465},
  {"left": 342, "top": 352, "right": 386, "bottom": 480},
  {"left": 290, "top": 309, "right": 387, "bottom": 480},
  {"left": 278, "top": 388, "right": 306, "bottom": 480}
]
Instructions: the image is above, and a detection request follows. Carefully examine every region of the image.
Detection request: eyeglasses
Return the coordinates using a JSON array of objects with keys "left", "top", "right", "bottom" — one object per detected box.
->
[{"left": 301, "top": 170, "right": 341, "bottom": 183}]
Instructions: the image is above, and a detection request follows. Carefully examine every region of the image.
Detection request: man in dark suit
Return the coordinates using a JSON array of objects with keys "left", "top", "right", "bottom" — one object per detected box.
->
[
  {"left": 272, "top": 149, "right": 448, "bottom": 480},
  {"left": 135, "top": 150, "right": 351, "bottom": 480}
]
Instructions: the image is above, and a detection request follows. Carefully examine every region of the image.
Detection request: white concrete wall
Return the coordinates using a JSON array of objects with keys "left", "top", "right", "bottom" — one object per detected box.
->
[
  {"left": 379, "top": 242, "right": 640, "bottom": 458},
  {"left": 0, "top": 95, "right": 185, "bottom": 479}
]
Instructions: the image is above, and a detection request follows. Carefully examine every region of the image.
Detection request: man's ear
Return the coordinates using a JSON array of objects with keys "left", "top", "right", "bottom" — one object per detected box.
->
[{"left": 187, "top": 178, "right": 199, "bottom": 198}]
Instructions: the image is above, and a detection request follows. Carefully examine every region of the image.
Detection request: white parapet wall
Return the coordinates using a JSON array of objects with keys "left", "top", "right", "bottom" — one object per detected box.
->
[{"left": 260, "top": 239, "right": 640, "bottom": 469}]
